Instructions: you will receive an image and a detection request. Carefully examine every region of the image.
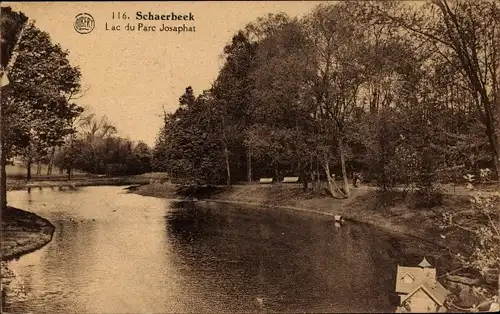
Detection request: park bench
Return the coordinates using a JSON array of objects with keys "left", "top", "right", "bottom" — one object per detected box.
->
[
  {"left": 259, "top": 178, "right": 273, "bottom": 184},
  {"left": 282, "top": 176, "right": 299, "bottom": 183}
]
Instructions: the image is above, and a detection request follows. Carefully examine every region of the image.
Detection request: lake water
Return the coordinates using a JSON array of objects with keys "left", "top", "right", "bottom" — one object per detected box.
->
[{"left": 3, "top": 186, "right": 448, "bottom": 313}]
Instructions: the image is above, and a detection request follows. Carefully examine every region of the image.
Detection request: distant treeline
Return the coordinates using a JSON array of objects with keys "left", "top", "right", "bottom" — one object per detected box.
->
[
  {"left": 53, "top": 114, "right": 153, "bottom": 177},
  {"left": 152, "top": 0, "right": 500, "bottom": 200}
]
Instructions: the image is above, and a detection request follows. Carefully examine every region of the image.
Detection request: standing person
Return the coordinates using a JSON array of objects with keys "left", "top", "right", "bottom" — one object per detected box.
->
[{"left": 353, "top": 172, "right": 360, "bottom": 188}]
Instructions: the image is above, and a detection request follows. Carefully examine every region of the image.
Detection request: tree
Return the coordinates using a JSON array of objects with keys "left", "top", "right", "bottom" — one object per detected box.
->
[
  {"left": 303, "top": 2, "right": 373, "bottom": 198},
  {"left": 0, "top": 7, "right": 27, "bottom": 210},
  {"left": 153, "top": 87, "right": 225, "bottom": 185},
  {"left": 245, "top": 16, "right": 317, "bottom": 190},
  {"left": 55, "top": 113, "right": 153, "bottom": 176},
  {"left": 77, "top": 114, "right": 117, "bottom": 175},
  {"left": 212, "top": 30, "right": 258, "bottom": 184},
  {"left": 2, "top": 21, "right": 83, "bottom": 181},
  {"left": 133, "top": 141, "right": 152, "bottom": 174},
  {"left": 377, "top": 0, "right": 500, "bottom": 179},
  {"left": 152, "top": 0, "right": 497, "bottom": 201}
]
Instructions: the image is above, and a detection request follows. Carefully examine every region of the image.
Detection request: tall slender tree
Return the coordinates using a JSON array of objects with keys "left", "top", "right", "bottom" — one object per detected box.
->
[{"left": 1, "top": 8, "right": 27, "bottom": 210}]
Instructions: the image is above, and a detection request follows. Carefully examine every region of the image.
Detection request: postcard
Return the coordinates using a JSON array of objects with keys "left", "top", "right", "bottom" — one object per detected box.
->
[{"left": 1, "top": 1, "right": 499, "bottom": 313}]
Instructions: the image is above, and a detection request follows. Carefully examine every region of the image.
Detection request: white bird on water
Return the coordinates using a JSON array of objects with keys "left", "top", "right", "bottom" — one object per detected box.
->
[{"left": 256, "top": 297, "right": 264, "bottom": 307}]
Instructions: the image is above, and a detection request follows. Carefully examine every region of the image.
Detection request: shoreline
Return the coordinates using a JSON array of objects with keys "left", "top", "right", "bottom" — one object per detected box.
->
[
  {"left": 132, "top": 182, "right": 499, "bottom": 304},
  {"left": 194, "top": 198, "right": 453, "bottom": 251},
  {"left": 6, "top": 177, "right": 155, "bottom": 192},
  {"left": 1, "top": 182, "right": 495, "bottom": 310},
  {"left": 1, "top": 206, "right": 55, "bottom": 261},
  {"left": 131, "top": 183, "right": 459, "bottom": 252},
  {"left": 1, "top": 206, "right": 55, "bottom": 308}
]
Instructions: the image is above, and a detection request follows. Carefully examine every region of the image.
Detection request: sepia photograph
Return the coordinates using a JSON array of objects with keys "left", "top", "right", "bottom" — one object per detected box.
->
[{"left": 0, "top": 1, "right": 499, "bottom": 313}]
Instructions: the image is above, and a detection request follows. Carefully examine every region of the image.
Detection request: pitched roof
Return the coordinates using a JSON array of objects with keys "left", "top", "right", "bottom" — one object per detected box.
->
[
  {"left": 395, "top": 265, "right": 437, "bottom": 294},
  {"left": 401, "top": 281, "right": 449, "bottom": 306},
  {"left": 418, "top": 257, "right": 432, "bottom": 268},
  {"left": 401, "top": 272, "right": 415, "bottom": 279},
  {"left": 0, "top": 69, "right": 10, "bottom": 87}
]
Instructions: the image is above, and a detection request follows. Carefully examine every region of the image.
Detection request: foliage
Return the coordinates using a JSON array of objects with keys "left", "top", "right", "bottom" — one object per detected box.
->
[
  {"left": 1, "top": 20, "right": 83, "bottom": 180},
  {"left": 153, "top": 87, "right": 225, "bottom": 185},
  {"left": 54, "top": 114, "right": 152, "bottom": 176},
  {"left": 211, "top": 30, "right": 258, "bottom": 184},
  {"left": 441, "top": 173, "right": 500, "bottom": 305},
  {"left": 0, "top": 7, "right": 28, "bottom": 69},
  {"left": 152, "top": 0, "right": 500, "bottom": 202},
  {"left": 376, "top": 0, "right": 500, "bottom": 179}
]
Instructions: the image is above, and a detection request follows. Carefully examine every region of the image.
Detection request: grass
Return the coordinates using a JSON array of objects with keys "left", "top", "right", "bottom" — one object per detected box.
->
[
  {"left": 1, "top": 206, "right": 55, "bottom": 261},
  {"left": 6, "top": 164, "right": 87, "bottom": 180},
  {"left": 6, "top": 170, "right": 170, "bottom": 191},
  {"left": 6, "top": 164, "right": 170, "bottom": 180}
]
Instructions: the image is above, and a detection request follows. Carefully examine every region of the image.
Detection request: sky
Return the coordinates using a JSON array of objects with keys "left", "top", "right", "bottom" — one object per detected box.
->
[{"left": 2, "top": 1, "right": 326, "bottom": 146}]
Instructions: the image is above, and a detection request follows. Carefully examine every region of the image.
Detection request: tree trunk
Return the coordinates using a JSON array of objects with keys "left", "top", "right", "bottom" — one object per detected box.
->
[
  {"left": 310, "top": 162, "right": 316, "bottom": 192},
  {"left": 301, "top": 163, "right": 308, "bottom": 192},
  {"left": 247, "top": 148, "right": 252, "bottom": 184},
  {"left": 68, "top": 132, "right": 74, "bottom": 180},
  {"left": 338, "top": 137, "right": 350, "bottom": 198},
  {"left": 36, "top": 160, "right": 42, "bottom": 175},
  {"left": 316, "top": 160, "right": 321, "bottom": 191},
  {"left": 0, "top": 92, "right": 6, "bottom": 211},
  {"left": 26, "top": 159, "right": 32, "bottom": 181},
  {"left": 493, "top": 154, "right": 500, "bottom": 181},
  {"left": 483, "top": 106, "right": 500, "bottom": 180},
  {"left": 488, "top": 137, "right": 500, "bottom": 181},
  {"left": 224, "top": 146, "right": 231, "bottom": 187},
  {"left": 46, "top": 146, "right": 55, "bottom": 175},
  {"left": 220, "top": 121, "right": 231, "bottom": 186},
  {"left": 0, "top": 129, "right": 6, "bottom": 212},
  {"left": 323, "top": 157, "right": 347, "bottom": 199},
  {"left": 310, "top": 171, "right": 315, "bottom": 191},
  {"left": 323, "top": 160, "right": 336, "bottom": 197}
]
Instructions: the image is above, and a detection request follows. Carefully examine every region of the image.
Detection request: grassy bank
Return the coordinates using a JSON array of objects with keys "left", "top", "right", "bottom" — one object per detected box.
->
[
  {"left": 1, "top": 206, "right": 55, "bottom": 261},
  {"left": 6, "top": 173, "right": 169, "bottom": 191},
  {"left": 5, "top": 164, "right": 86, "bottom": 179},
  {"left": 1, "top": 206, "right": 55, "bottom": 310}
]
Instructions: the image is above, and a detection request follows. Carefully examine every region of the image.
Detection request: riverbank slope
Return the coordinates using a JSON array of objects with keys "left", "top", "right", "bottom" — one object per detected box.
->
[
  {"left": 2, "top": 206, "right": 55, "bottom": 261},
  {"left": 1, "top": 205, "right": 55, "bottom": 306}
]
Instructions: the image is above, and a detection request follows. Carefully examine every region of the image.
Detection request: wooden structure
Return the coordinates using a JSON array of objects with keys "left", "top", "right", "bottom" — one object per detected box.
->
[
  {"left": 395, "top": 257, "right": 449, "bottom": 312},
  {"left": 0, "top": 69, "right": 10, "bottom": 87},
  {"left": 259, "top": 178, "right": 273, "bottom": 184},
  {"left": 282, "top": 176, "right": 299, "bottom": 183}
]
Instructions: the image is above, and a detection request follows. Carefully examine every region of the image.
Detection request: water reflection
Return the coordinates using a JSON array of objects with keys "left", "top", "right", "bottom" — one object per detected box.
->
[
  {"left": 4, "top": 187, "right": 451, "bottom": 313},
  {"left": 163, "top": 202, "right": 418, "bottom": 313}
]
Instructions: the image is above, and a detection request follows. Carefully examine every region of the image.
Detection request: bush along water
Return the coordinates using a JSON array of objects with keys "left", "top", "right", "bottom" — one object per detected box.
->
[{"left": 440, "top": 170, "right": 499, "bottom": 312}]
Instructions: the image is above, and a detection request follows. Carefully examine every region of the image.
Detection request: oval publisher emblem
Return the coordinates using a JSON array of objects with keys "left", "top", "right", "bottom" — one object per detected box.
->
[{"left": 74, "top": 13, "right": 95, "bottom": 34}]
